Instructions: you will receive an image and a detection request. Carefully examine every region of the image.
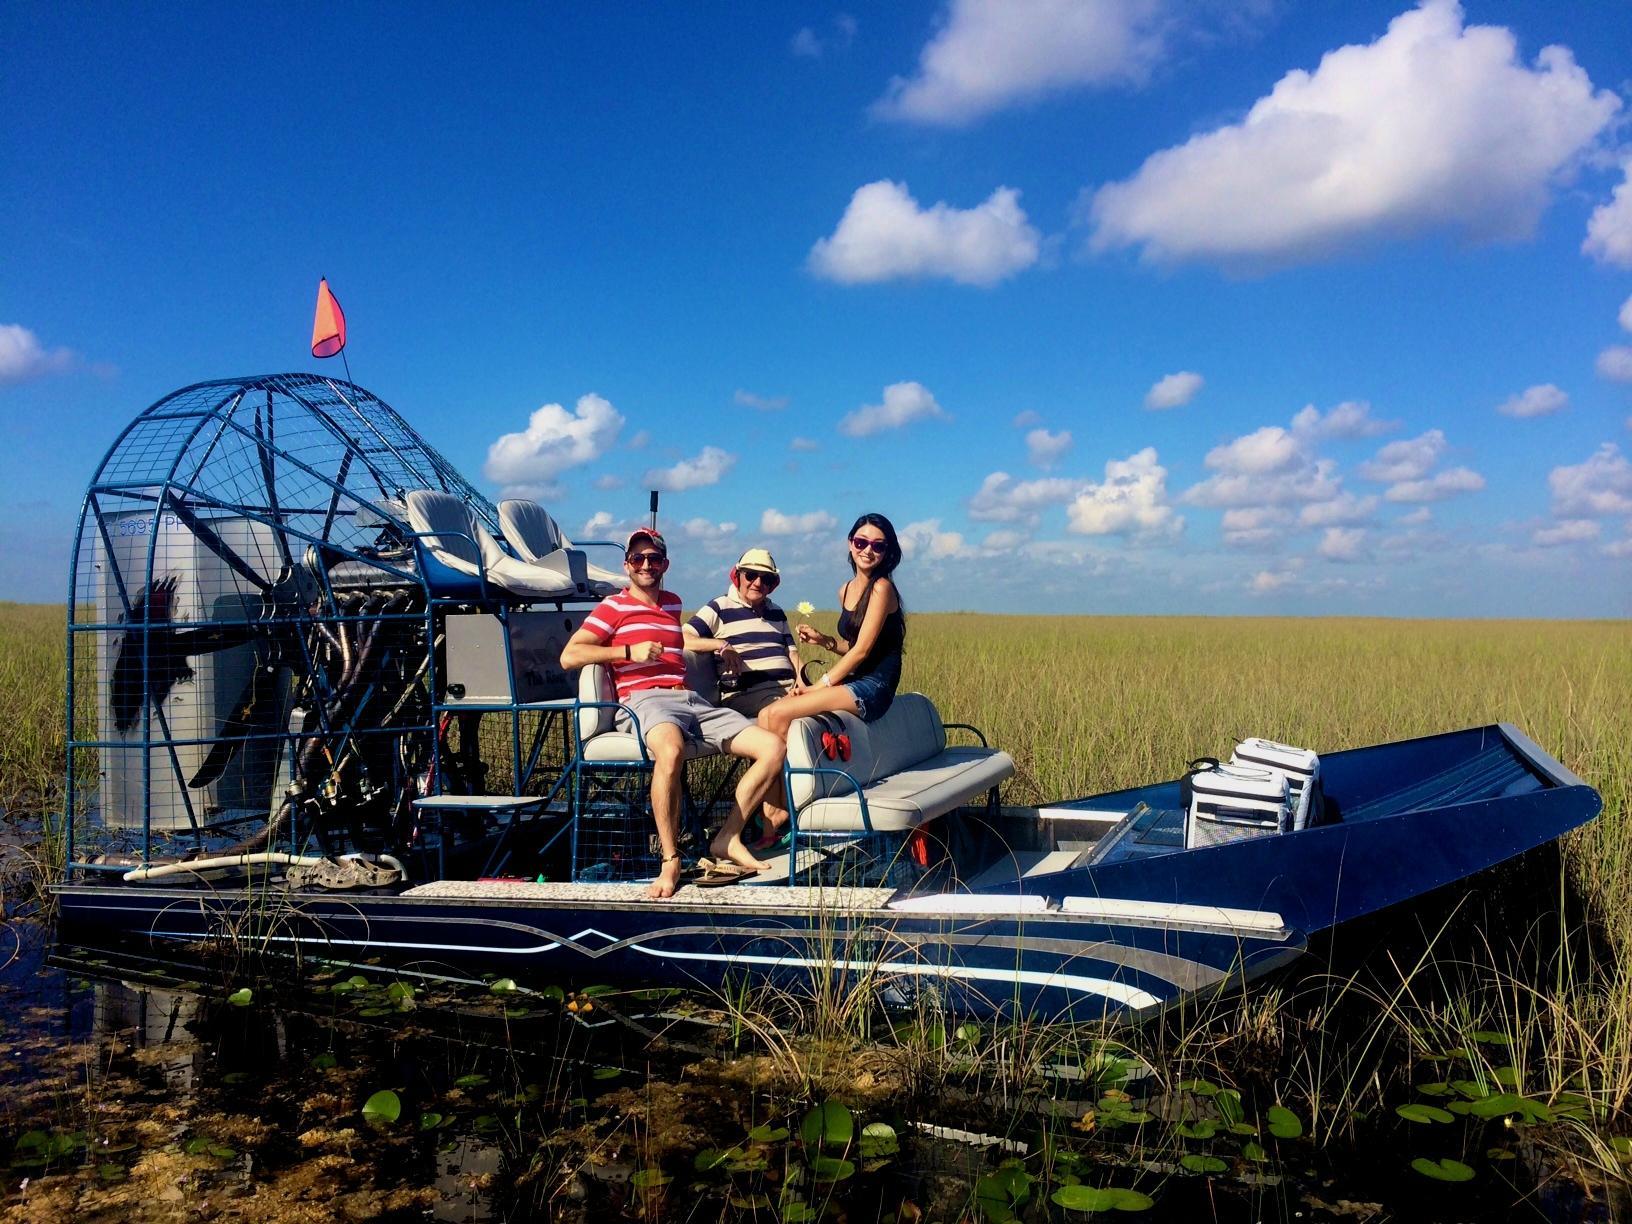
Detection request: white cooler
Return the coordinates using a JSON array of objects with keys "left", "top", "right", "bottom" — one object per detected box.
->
[{"left": 1231, "top": 737, "right": 1322, "bottom": 830}]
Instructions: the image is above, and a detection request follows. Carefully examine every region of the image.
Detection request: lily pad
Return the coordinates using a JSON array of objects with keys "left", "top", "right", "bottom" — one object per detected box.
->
[
  {"left": 1051, "top": 1184, "right": 1153, "bottom": 1212},
  {"left": 1415, "top": 1082, "right": 1452, "bottom": 1097},
  {"left": 800, "top": 1101, "right": 854, "bottom": 1150},
  {"left": 489, "top": 978, "right": 518, "bottom": 995},
  {"left": 226, "top": 987, "right": 253, "bottom": 1007},
  {"left": 1411, "top": 1157, "right": 1475, "bottom": 1182},
  {"left": 1215, "top": 1090, "right": 1245, "bottom": 1126},
  {"left": 1243, "top": 1141, "right": 1268, "bottom": 1162},
  {"left": 310, "top": 1053, "right": 337, "bottom": 1071},
  {"left": 453, "top": 1074, "right": 489, "bottom": 1089},
  {"left": 1176, "top": 1078, "right": 1219, "bottom": 1097},
  {"left": 748, "top": 1124, "right": 790, "bottom": 1144},
  {"left": 1175, "top": 1121, "right": 1217, "bottom": 1140},
  {"left": 1468, "top": 1030, "right": 1512, "bottom": 1045},
  {"left": 1493, "top": 1066, "right": 1521, "bottom": 1088},
  {"left": 418, "top": 1112, "right": 444, "bottom": 1131},
  {"left": 1180, "top": 1154, "right": 1228, "bottom": 1175},
  {"left": 1396, "top": 1104, "right": 1455, "bottom": 1124},
  {"left": 1266, "top": 1106, "right": 1303, "bottom": 1139},
  {"left": 362, "top": 1089, "right": 402, "bottom": 1126},
  {"left": 858, "top": 1122, "right": 899, "bottom": 1158},
  {"left": 810, "top": 1156, "right": 855, "bottom": 1183},
  {"left": 630, "top": 1168, "right": 672, "bottom": 1192}
]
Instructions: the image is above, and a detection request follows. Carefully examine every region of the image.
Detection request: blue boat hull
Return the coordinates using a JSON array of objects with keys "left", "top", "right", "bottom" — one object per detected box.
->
[{"left": 54, "top": 723, "right": 1601, "bottom": 1021}]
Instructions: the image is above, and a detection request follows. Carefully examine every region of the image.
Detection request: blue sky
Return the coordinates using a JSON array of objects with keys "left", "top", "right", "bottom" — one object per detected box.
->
[{"left": 4, "top": 1, "right": 1631, "bottom": 616}]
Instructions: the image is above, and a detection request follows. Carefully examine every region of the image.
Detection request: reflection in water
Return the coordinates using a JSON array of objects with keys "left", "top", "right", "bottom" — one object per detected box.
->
[{"left": 0, "top": 929, "right": 1622, "bottom": 1222}]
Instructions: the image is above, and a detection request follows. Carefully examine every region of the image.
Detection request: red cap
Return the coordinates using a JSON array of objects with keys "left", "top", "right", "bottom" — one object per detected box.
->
[{"left": 625, "top": 527, "right": 667, "bottom": 555}]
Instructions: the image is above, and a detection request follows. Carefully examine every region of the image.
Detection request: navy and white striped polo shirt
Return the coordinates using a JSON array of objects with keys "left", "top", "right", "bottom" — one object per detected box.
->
[{"left": 686, "top": 588, "right": 796, "bottom": 691}]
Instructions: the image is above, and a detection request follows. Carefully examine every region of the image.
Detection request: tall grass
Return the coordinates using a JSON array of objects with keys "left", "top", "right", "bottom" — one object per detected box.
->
[{"left": 0, "top": 603, "right": 66, "bottom": 816}]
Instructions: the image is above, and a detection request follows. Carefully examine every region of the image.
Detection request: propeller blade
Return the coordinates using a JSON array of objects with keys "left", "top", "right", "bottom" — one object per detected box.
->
[{"left": 162, "top": 491, "right": 272, "bottom": 594}]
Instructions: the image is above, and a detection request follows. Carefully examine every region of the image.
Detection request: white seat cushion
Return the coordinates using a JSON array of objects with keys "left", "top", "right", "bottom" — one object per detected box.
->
[
  {"left": 795, "top": 747, "right": 1014, "bottom": 832},
  {"left": 498, "top": 498, "right": 563, "bottom": 561},
  {"left": 785, "top": 693, "right": 945, "bottom": 809}
]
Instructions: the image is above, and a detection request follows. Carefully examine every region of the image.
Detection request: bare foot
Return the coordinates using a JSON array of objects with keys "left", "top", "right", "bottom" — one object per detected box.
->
[
  {"left": 647, "top": 857, "right": 683, "bottom": 899},
  {"left": 708, "top": 834, "right": 769, "bottom": 873}
]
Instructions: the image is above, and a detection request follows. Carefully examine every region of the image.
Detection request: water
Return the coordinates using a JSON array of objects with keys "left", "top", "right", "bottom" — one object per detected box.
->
[{"left": 3, "top": 838, "right": 1628, "bottom": 1220}]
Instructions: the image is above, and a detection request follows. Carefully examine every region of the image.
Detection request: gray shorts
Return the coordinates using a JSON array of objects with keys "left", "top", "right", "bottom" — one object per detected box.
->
[{"left": 618, "top": 687, "right": 752, "bottom": 752}]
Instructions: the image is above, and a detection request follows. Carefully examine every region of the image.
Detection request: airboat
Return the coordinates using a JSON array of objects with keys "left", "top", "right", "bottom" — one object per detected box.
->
[{"left": 51, "top": 374, "right": 1603, "bottom": 1021}]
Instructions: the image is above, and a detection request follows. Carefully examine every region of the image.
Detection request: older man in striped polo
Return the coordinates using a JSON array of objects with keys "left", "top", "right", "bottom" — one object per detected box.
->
[
  {"left": 684, "top": 548, "right": 806, "bottom": 718},
  {"left": 560, "top": 528, "right": 785, "bottom": 898}
]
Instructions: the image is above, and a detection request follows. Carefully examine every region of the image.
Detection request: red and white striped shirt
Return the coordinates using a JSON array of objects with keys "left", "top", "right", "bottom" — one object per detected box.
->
[{"left": 580, "top": 589, "right": 688, "bottom": 699}]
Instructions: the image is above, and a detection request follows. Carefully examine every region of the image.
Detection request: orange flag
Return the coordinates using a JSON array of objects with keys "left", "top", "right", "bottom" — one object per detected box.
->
[{"left": 311, "top": 278, "right": 346, "bottom": 358}]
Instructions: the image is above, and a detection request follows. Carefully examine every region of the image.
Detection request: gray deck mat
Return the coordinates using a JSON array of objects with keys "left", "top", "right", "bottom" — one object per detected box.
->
[{"left": 403, "top": 879, "right": 895, "bottom": 909}]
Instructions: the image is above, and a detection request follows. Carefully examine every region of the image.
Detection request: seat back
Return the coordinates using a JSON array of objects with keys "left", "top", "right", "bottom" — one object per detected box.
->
[
  {"left": 498, "top": 499, "right": 563, "bottom": 562},
  {"left": 406, "top": 490, "right": 482, "bottom": 572},
  {"left": 576, "top": 664, "right": 616, "bottom": 741},
  {"left": 785, "top": 692, "right": 944, "bottom": 811}
]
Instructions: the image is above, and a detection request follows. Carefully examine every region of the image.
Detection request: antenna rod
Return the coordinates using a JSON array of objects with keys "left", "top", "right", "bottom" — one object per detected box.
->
[{"left": 649, "top": 490, "right": 659, "bottom": 530}]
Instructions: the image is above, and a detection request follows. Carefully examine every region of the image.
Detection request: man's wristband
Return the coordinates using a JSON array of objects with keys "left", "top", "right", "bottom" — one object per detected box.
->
[{"left": 624, "top": 644, "right": 631, "bottom": 661}]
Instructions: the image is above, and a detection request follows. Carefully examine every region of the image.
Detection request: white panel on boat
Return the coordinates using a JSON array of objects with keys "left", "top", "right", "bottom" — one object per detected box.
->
[
  {"left": 1059, "top": 896, "right": 1288, "bottom": 936},
  {"left": 1037, "top": 807, "right": 1125, "bottom": 823},
  {"left": 885, "top": 892, "right": 1054, "bottom": 915}
]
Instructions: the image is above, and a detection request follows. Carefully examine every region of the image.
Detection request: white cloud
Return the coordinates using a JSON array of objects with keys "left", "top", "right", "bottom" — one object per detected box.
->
[
  {"left": 679, "top": 517, "right": 740, "bottom": 550},
  {"left": 1144, "top": 370, "right": 1204, "bottom": 410},
  {"left": 761, "top": 508, "right": 839, "bottom": 536},
  {"left": 1086, "top": 1, "right": 1620, "bottom": 265},
  {"left": 790, "top": 437, "right": 820, "bottom": 452},
  {"left": 1597, "top": 346, "right": 1632, "bottom": 383},
  {"left": 1621, "top": 293, "right": 1632, "bottom": 335},
  {"left": 873, "top": 0, "right": 1165, "bottom": 126},
  {"left": 968, "top": 470, "right": 1080, "bottom": 524},
  {"left": 645, "top": 446, "right": 737, "bottom": 492},
  {"left": 1548, "top": 443, "right": 1632, "bottom": 517},
  {"left": 809, "top": 181, "right": 1040, "bottom": 286},
  {"left": 0, "top": 324, "right": 73, "bottom": 387},
  {"left": 1222, "top": 505, "right": 1292, "bottom": 548},
  {"left": 899, "top": 518, "right": 972, "bottom": 560},
  {"left": 1250, "top": 570, "right": 1294, "bottom": 594},
  {"left": 581, "top": 511, "right": 615, "bottom": 538},
  {"left": 593, "top": 474, "right": 623, "bottom": 491},
  {"left": 1290, "top": 400, "right": 1396, "bottom": 439},
  {"left": 1584, "top": 158, "right": 1632, "bottom": 268},
  {"left": 1026, "top": 428, "right": 1073, "bottom": 469},
  {"left": 1396, "top": 507, "right": 1432, "bottom": 526},
  {"left": 792, "top": 14, "right": 855, "bottom": 59},
  {"left": 734, "top": 388, "right": 789, "bottom": 411},
  {"left": 628, "top": 430, "right": 650, "bottom": 449},
  {"left": 1532, "top": 519, "right": 1600, "bottom": 548},
  {"left": 1066, "top": 447, "right": 1182, "bottom": 539},
  {"left": 1208, "top": 426, "right": 1304, "bottom": 476},
  {"left": 1299, "top": 492, "right": 1379, "bottom": 528},
  {"left": 980, "top": 529, "right": 1028, "bottom": 552},
  {"left": 1496, "top": 383, "right": 1568, "bottom": 418},
  {"left": 1360, "top": 430, "right": 1446, "bottom": 482},
  {"left": 1384, "top": 467, "right": 1486, "bottom": 502},
  {"left": 484, "top": 393, "right": 624, "bottom": 496},
  {"left": 1317, "top": 526, "right": 1369, "bottom": 561},
  {"left": 839, "top": 380, "right": 947, "bottom": 437},
  {"left": 1012, "top": 409, "right": 1042, "bottom": 428}
]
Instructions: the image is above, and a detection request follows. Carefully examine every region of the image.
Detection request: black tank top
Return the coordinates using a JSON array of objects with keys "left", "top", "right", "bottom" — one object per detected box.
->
[{"left": 835, "top": 577, "right": 905, "bottom": 679}]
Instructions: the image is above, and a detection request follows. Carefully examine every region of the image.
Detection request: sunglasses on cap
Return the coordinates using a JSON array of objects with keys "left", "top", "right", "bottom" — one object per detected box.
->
[
  {"left": 627, "top": 552, "right": 669, "bottom": 569},
  {"left": 739, "top": 569, "right": 779, "bottom": 589},
  {"left": 850, "top": 536, "right": 888, "bottom": 555}
]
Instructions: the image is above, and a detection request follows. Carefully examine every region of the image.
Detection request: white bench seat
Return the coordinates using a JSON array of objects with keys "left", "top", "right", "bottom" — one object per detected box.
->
[
  {"left": 786, "top": 694, "right": 1014, "bottom": 836},
  {"left": 795, "top": 745, "right": 1015, "bottom": 832},
  {"left": 578, "top": 730, "right": 717, "bottom": 763}
]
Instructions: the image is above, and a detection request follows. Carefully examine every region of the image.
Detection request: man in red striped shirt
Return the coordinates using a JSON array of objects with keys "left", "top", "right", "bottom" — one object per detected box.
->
[{"left": 560, "top": 528, "right": 785, "bottom": 898}]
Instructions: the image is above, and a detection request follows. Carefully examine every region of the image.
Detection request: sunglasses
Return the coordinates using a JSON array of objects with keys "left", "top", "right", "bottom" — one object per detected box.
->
[
  {"left": 849, "top": 536, "right": 888, "bottom": 555},
  {"left": 627, "top": 552, "right": 668, "bottom": 569},
  {"left": 740, "top": 569, "right": 779, "bottom": 589}
]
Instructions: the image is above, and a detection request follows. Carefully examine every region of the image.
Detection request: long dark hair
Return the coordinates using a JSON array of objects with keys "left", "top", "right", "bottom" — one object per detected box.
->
[{"left": 846, "top": 512, "right": 903, "bottom": 580}]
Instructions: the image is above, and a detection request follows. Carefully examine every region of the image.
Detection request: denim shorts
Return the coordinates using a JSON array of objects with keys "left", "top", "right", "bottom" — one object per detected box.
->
[{"left": 844, "top": 653, "right": 901, "bottom": 723}]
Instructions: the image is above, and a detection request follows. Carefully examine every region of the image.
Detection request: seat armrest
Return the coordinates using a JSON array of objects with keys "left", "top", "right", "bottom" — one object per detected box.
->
[{"left": 941, "top": 721, "right": 990, "bottom": 747}]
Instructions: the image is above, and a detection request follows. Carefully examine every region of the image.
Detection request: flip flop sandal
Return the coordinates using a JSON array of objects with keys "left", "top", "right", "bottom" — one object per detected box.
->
[{"left": 696, "top": 862, "right": 764, "bottom": 888}]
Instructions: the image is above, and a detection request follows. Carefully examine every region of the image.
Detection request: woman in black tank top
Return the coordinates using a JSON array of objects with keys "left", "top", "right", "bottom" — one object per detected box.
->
[{"left": 756, "top": 512, "right": 906, "bottom": 742}]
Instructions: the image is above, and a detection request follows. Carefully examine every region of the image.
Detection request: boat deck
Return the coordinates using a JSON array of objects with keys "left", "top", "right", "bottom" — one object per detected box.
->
[{"left": 404, "top": 878, "right": 896, "bottom": 909}]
